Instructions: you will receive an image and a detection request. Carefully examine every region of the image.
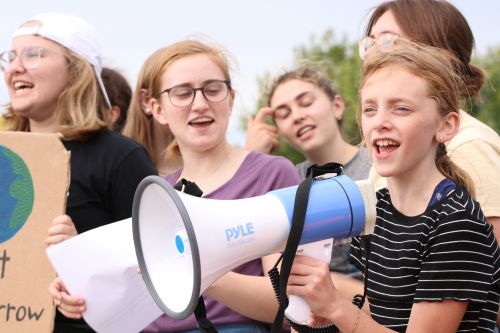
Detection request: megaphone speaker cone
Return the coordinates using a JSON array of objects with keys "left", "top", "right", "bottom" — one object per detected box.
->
[{"left": 133, "top": 176, "right": 201, "bottom": 319}]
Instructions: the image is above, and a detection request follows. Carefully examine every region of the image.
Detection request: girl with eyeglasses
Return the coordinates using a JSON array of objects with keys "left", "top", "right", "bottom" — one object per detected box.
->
[
  {"left": 51, "top": 39, "right": 301, "bottom": 333},
  {"left": 123, "top": 44, "right": 277, "bottom": 179},
  {"left": 1, "top": 12, "right": 157, "bottom": 333},
  {"left": 143, "top": 39, "right": 300, "bottom": 333},
  {"left": 287, "top": 41, "right": 500, "bottom": 333}
]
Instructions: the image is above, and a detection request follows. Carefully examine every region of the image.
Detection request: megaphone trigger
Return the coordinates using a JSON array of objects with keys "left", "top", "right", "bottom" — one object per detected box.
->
[{"left": 285, "top": 238, "right": 335, "bottom": 324}]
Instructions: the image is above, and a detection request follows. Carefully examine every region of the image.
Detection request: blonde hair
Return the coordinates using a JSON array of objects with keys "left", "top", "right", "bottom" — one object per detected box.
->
[
  {"left": 359, "top": 42, "right": 475, "bottom": 197},
  {"left": 3, "top": 47, "right": 110, "bottom": 140},
  {"left": 123, "top": 40, "right": 234, "bottom": 165},
  {"left": 122, "top": 47, "right": 174, "bottom": 166},
  {"left": 148, "top": 40, "right": 232, "bottom": 99},
  {"left": 154, "top": 40, "right": 233, "bottom": 157}
]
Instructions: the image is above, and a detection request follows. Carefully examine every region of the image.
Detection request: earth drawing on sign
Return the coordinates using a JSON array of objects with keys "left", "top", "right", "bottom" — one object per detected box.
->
[{"left": 0, "top": 145, "right": 34, "bottom": 243}]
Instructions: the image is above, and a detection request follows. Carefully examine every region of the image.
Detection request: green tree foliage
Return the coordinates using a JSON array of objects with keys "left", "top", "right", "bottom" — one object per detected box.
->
[
  {"left": 470, "top": 46, "right": 500, "bottom": 132},
  {"left": 249, "top": 31, "right": 499, "bottom": 164}
]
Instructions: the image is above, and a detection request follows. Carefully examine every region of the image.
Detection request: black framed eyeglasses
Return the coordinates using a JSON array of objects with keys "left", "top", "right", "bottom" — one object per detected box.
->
[{"left": 160, "top": 79, "right": 231, "bottom": 108}]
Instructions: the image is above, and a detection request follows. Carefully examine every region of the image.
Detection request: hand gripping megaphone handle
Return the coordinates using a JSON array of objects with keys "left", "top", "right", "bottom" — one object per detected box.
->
[
  {"left": 285, "top": 239, "right": 334, "bottom": 325},
  {"left": 270, "top": 163, "right": 342, "bottom": 333}
]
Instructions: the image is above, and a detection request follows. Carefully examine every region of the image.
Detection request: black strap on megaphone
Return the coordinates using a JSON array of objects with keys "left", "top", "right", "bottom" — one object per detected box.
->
[
  {"left": 269, "top": 163, "right": 344, "bottom": 333},
  {"left": 174, "top": 179, "right": 218, "bottom": 333}
]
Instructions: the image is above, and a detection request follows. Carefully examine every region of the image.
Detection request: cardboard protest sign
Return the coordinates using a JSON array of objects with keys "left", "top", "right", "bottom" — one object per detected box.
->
[{"left": 0, "top": 132, "right": 70, "bottom": 333}]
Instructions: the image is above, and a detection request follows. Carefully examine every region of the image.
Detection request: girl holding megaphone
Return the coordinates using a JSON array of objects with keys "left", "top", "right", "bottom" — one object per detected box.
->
[
  {"left": 141, "top": 39, "right": 301, "bottom": 333},
  {"left": 48, "top": 39, "right": 301, "bottom": 333},
  {"left": 286, "top": 41, "right": 500, "bottom": 333}
]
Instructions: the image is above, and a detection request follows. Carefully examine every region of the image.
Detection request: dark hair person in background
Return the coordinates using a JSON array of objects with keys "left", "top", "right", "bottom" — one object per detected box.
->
[{"left": 101, "top": 67, "right": 132, "bottom": 133}]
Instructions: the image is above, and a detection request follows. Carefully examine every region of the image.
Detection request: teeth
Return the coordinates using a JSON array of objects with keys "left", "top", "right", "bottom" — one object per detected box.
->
[
  {"left": 190, "top": 116, "right": 212, "bottom": 124},
  {"left": 376, "top": 139, "right": 398, "bottom": 146},
  {"left": 14, "top": 81, "right": 33, "bottom": 90},
  {"left": 297, "top": 125, "right": 314, "bottom": 137}
]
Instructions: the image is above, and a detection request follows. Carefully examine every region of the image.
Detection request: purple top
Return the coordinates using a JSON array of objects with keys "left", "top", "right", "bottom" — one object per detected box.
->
[{"left": 143, "top": 151, "right": 301, "bottom": 332}]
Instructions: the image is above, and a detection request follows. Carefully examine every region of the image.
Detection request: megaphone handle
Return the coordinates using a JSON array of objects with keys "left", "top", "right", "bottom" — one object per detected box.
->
[
  {"left": 284, "top": 239, "right": 334, "bottom": 324},
  {"left": 271, "top": 163, "right": 344, "bottom": 333}
]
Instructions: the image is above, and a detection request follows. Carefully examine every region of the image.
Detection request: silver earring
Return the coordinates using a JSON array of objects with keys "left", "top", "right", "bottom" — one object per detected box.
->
[{"left": 145, "top": 107, "right": 152, "bottom": 115}]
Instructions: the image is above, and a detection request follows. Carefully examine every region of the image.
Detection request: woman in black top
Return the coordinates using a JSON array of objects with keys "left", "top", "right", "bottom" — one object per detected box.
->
[{"left": 1, "top": 12, "right": 156, "bottom": 332}]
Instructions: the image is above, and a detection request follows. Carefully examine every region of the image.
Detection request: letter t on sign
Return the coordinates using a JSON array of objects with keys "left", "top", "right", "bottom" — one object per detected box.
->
[{"left": 0, "top": 249, "right": 10, "bottom": 279}]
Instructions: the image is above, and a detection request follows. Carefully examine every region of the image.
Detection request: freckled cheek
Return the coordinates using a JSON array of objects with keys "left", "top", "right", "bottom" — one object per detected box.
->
[{"left": 360, "top": 118, "right": 372, "bottom": 140}]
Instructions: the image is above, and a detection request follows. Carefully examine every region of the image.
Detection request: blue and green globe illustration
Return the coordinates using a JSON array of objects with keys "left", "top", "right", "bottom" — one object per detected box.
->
[{"left": 0, "top": 145, "right": 34, "bottom": 243}]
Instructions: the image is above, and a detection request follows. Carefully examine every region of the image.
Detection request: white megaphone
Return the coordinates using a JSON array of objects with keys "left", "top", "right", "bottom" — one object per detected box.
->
[{"left": 132, "top": 174, "right": 376, "bottom": 324}]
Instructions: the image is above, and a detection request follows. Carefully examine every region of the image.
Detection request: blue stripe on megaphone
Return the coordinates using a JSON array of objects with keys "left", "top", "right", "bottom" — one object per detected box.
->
[{"left": 268, "top": 175, "right": 366, "bottom": 245}]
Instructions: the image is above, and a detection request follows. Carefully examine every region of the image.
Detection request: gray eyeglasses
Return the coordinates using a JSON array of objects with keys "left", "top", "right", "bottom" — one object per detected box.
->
[{"left": 160, "top": 79, "right": 231, "bottom": 108}]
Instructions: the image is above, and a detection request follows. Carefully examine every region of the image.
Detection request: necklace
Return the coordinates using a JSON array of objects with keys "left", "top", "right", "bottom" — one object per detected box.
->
[{"left": 181, "top": 153, "right": 230, "bottom": 193}]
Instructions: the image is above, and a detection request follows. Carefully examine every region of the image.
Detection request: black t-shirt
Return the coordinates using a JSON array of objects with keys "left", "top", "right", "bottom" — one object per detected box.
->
[
  {"left": 63, "top": 129, "right": 157, "bottom": 233},
  {"left": 351, "top": 187, "right": 500, "bottom": 332},
  {"left": 55, "top": 129, "right": 157, "bottom": 332}
]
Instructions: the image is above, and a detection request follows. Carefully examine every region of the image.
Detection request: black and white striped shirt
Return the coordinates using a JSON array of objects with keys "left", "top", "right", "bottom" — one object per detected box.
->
[{"left": 351, "top": 187, "right": 500, "bottom": 332}]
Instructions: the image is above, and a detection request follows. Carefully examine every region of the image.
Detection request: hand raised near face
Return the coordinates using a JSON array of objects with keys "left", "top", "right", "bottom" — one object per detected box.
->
[{"left": 244, "top": 107, "right": 279, "bottom": 154}]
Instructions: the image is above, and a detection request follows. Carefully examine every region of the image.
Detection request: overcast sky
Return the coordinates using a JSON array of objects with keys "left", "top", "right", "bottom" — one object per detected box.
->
[{"left": 1, "top": 0, "right": 499, "bottom": 145}]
